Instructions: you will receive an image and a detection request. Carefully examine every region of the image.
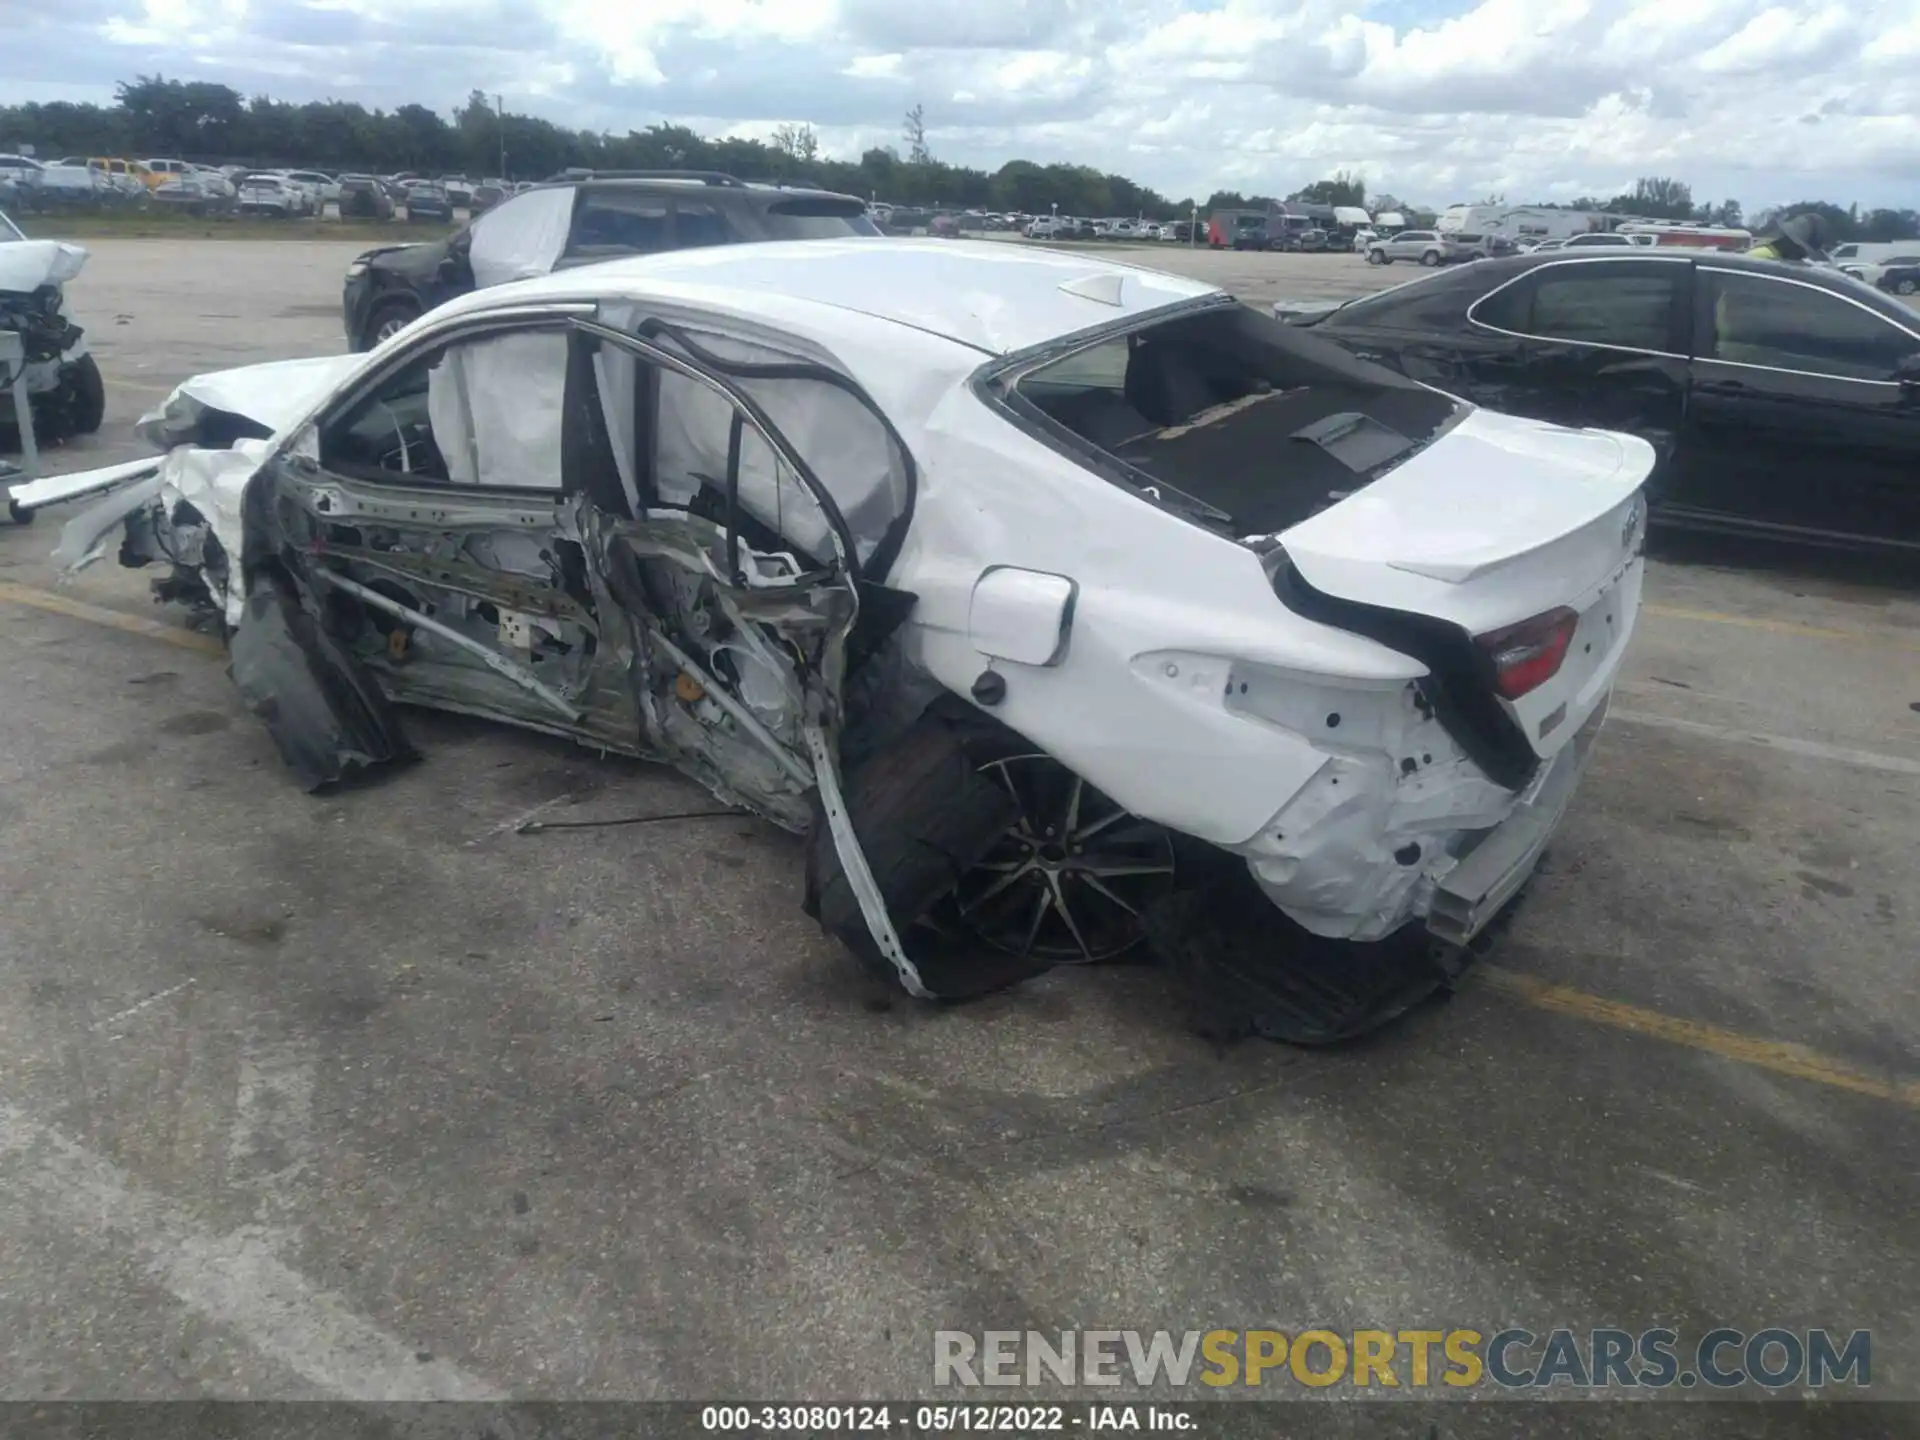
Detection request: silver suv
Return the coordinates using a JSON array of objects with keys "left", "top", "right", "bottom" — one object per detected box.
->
[{"left": 1364, "top": 229, "right": 1459, "bottom": 266}]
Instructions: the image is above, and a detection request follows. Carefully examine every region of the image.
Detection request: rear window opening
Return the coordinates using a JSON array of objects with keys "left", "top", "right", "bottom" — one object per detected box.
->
[{"left": 1001, "top": 302, "right": 1464, "bottom": 535}]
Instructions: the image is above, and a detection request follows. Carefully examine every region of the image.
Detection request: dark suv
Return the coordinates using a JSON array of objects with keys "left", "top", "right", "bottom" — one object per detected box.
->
[{"left": 341, "top": 170, "right": 880, "bottom": 350}]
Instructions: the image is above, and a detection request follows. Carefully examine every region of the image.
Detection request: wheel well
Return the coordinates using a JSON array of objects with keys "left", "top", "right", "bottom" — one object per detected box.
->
[{"left": 365, "top": 293, "right": 421, "bottom": 342}]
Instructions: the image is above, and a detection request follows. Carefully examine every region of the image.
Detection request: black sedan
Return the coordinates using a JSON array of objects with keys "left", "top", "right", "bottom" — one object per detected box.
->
[{"left": 1278, "top": 252, "right": 1920, "bottom": 555}]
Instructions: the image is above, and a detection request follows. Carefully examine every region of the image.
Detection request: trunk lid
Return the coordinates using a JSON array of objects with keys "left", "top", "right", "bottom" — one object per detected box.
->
[{"left": 1279, "top": 407, "right": 1652, "bottom": 760}]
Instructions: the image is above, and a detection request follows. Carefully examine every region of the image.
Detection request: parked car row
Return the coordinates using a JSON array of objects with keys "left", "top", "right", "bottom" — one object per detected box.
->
[
  {"left": 0, "top": 154, "right": 154, "bottom": 211},
  {"left": 1021, "top": 215, "right": 1195, "bottom": 242},
  {"left": 0, "top": 157, "right": 526, "bottom": 221},
  {"left": 867, "top": 205, "right": 1202, "bottom": 243}
]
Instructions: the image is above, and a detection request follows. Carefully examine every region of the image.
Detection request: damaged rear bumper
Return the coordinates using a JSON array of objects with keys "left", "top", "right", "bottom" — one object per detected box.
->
[
  {"left": 1155, "top": 692, "right": 1611, "bottom": 1042},
  {"left": 1426, "top": 692, "right": 1608, "bottom": 947}
]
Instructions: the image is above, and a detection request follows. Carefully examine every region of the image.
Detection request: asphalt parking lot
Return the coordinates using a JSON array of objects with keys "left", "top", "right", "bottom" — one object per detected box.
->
[{"left": 1, "top": 238, "right": 1918, "bottom": 1411}]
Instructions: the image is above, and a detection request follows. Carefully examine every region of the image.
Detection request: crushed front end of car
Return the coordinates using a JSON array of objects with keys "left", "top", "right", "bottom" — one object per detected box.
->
[{"left": 0, "top": 236, "right": 105, "bottom": 468}]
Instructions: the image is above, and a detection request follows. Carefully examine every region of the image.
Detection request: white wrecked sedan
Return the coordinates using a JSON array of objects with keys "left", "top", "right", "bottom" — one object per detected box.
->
[{"left": 36, "top": 240, "right": 1649, "bottom": 1041}]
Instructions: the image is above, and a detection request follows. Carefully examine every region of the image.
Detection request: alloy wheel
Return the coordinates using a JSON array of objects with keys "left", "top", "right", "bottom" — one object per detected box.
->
[{"left": 949, "top": 754, "right": 1176, "bottom": 964}]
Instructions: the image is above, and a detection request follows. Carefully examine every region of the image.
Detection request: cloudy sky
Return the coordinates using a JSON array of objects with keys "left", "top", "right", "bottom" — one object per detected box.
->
[{"left": 6, "top": 0, "right": 1919, "bottom": 211}]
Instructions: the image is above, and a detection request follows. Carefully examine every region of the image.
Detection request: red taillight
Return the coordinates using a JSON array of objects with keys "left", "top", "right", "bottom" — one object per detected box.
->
[{"left": 1478, "top": 607, "right": 1580, "bottom": 700}]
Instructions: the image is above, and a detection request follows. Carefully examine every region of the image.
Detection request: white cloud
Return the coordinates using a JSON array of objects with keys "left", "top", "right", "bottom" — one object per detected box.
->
[
  {"left": 101, "top": 0, "right": 249, "bottom": 45},
  {"left": 843, "top": 53, "right": 906, "bottom": 78},
  {"left": 16, "top": 0, "right": 1917, "bottom": 210}
]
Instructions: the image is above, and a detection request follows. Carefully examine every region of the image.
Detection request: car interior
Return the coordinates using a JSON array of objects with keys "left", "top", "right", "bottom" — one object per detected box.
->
[
  {"left": 1013, "top": 305, "right": 1463, "bottom": 533},
  {"left": 317, "top": 327, "right": 837, "bottom": 568}
]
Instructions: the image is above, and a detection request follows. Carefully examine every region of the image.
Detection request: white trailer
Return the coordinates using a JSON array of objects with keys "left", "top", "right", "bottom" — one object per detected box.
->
[{"left": 1437, "top": 205, "right": 1608, "bottom": 243}]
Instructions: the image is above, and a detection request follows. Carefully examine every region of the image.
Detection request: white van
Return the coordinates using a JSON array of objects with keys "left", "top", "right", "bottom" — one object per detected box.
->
[{"left": 1829, "top": 242, "right": 1912, "bottom": 266}]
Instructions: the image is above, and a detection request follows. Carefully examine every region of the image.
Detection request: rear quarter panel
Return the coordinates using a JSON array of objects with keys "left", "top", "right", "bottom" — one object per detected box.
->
[{"left": 889, "top": 384, "right": 1433, "bottom": 848}]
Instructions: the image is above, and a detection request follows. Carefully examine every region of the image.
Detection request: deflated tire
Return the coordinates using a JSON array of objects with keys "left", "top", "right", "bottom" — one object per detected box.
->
[
  {"left": 228, "top": 573, "right": 416, "bottom": 791},
  {"left": 804, "top": 705, "right": 1040, "bottom": 1000}
]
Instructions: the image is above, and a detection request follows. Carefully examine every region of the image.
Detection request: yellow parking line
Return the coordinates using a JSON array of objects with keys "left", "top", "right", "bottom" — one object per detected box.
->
[
  {"left": 3, "top": 576, "right": 1914, "bottom": 1110},
  {"left": 1480, "top": 966, "right": 1920, "bottom": 1109},
  {"left": 1644, "top": 603, "right": 1920, "bottom": 653},
  {"left": 0, "top": 579, "right": 224, "bottom": 656}
]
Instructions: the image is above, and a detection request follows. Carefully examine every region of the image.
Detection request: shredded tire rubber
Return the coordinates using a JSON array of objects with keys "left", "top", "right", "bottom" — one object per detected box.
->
[
  {"left": 804, "top": 705, "right": 1046, "bottom": 1001},
  {"left": 1143, "top": 863, "right": 1528, "bottom": 1045}
]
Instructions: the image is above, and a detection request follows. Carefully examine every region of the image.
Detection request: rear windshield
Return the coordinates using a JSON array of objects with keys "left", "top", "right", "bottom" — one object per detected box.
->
[
  {"left": 763, "top": 198, "right": 880, "bottom": 239},
  {"left": 1004, "top": 302, "right": 1463, "bottom": 536}
]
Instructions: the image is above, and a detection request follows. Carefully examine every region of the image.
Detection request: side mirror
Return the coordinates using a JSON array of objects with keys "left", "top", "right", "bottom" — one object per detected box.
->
[{"left": 1895, "top": 353, "right": 1920, "bottom": 387}]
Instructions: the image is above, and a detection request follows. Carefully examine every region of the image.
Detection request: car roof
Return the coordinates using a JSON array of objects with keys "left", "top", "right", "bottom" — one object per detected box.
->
[
  {"left": 1479, "top": 248, "right": 1899, "bottom": 295},
  {"left": 1356, "top": 248, "right": 1917, "bottom": 324},
  {"left": 446, "top": 237, "right": 1221, "bottom": 357}
]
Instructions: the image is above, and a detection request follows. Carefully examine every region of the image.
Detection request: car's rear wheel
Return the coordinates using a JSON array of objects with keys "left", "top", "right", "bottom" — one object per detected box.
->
[
  {"left": 365, "top": 299, "right": 420, "bottom": 348},
  {"left": 806, "top": 707, "right": 1176, "bottom": 998},
  {"left": 939, "top": 753, "right": 1176, "bottom": 966},
  {"left": 1897, "top": 278, "right": 1917, "bottom": 296},
  {"left": 1420, "top": 249, "right": 1441, "bottom": 266}
]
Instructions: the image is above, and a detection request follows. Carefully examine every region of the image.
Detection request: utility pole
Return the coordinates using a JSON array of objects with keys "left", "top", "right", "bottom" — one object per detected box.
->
[{"left": 495, "top": 94, "right": 506, "bottom": 179}]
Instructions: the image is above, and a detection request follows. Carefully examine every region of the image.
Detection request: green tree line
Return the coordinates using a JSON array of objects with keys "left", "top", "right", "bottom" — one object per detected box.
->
[
  {"left": 6, "top": 78, "right": 1915, "bottom": 241},
  {"left": 2, "top": 77, "right": 1205, "bottom": 219}
]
